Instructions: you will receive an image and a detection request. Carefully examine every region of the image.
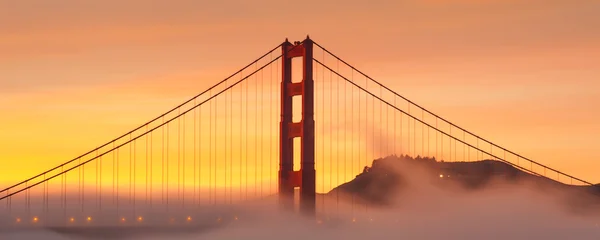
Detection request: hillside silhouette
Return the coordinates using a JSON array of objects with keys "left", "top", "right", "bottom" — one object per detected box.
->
[{"left": 330, "top": 155, "right": 600, "bottom": 212}]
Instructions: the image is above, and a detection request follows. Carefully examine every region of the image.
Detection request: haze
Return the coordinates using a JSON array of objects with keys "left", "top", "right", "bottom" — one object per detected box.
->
[{"left": 1, "top": 160, "right": 599, "bottom": 239}]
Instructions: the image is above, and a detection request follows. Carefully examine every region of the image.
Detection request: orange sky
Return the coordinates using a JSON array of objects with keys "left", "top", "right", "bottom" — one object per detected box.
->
[{"left": 1, "top": 0, "right": 599, "bottom": 189}]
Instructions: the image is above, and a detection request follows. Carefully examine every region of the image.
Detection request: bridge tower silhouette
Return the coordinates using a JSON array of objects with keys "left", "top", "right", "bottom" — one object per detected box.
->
[{"left": 279, "top": 37, "right": 316, "bottom": 215}]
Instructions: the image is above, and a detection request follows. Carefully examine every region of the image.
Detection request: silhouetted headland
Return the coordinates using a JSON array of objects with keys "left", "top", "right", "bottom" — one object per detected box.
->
[{"left": 331, "top": 155, "right": 600, "bottom": 212}]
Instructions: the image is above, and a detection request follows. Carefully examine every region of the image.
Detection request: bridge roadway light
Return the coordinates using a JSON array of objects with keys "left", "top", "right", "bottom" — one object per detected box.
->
[
  {"left": 121, "top": 217, "right": 126, "bottom": 223},
  {"left": 186, "top": 216, "right": 192, "bottom": 222},
  {"left": 32, "top": 217, "right": 39, "bottom": 223},
  {"left": 15, "top": 218, "right": 21, "bottom": 223},
  {"left": 87, "top": 217, "right": 92, "bottom": 222},
  {"left": 137, "top": 216, "right": 143, "bottom": 222},
  {"left": 70, "top": 217, "right": 75, "bottom": 223}
]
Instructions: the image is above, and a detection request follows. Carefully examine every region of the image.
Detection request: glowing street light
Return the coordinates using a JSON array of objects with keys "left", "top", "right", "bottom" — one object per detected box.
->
[
  {"left": 87, "top": 217, "right": 92, "bottom": 222},
  {"left": 137, "top": 216, "right": 143, "bottom": 222},
  {"left": 15, "top": 218, "right": 21, "bottom": 223},
  {"left": 121, "top": 217, "right": 126, "bottom": 223},
  {"left": 32, "top": 217, "right": 39, "bottom": 223},
  {"left": 186, "top": 216, "right": 192, "bottom": 222},
  {"left": 70, "top": 217, "right": 75, "bottom": 223}
]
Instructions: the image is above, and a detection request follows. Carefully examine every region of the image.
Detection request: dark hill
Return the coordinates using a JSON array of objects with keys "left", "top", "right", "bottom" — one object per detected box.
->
[{"left": 330, "top": 155, "right": 600, "bottom": 210}]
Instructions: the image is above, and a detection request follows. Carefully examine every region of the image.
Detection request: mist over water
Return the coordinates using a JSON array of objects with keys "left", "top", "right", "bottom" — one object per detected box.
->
[{"left": 2, "top": 161, "right": 599, "bottom": 240}]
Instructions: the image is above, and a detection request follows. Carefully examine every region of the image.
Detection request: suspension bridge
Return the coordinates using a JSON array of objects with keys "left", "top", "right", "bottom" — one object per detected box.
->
[{"left": 0, "top": 36, "right": 594, "bottom": 227}]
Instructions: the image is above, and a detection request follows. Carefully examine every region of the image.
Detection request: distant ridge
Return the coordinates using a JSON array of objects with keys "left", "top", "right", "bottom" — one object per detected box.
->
[{"left": 330, "top": 155, "right": 600, "bottom": 209}]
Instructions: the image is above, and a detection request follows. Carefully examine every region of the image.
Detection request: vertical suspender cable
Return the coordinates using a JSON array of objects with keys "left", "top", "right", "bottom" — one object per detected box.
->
[
  {"left": 113, "top": 142, "right": 116, "bottom": 205},
  {"left": 160, "top": 117, "right": 168, "bottom": 204},
  {"left": 270, "top": 54, "right": 274, "bottom": 197},
  {"left": 436, "top": 119, "right": 438, "bottom": 160},
  {"left": 321, "top": 53, "right": 325, "bottom": 212},
  {"left": 209, "top": 91, "right": 212, "bottom": 204},
  {"left": 83, "top": 156, "right": 86, "bottom": 212},
  {"left": 99, "top": 152, "right": 102, "bottom": 210},
  {"left": 167, "top": 120, "right": 170, "bottom": 210},
  {"left": 463, "top": 131, "right": 468, "bottom": 161},
  {"left": 394, "top": 97, "right": 396, "bottom": 155},
  {"left": 162, "top": 117, "right": 165, "bottom": 205},
  {"left": 336, "top": 59, "right": 339, "bottom": 214},
  {"left": 225, "top": 78, "right": 228, "bottom": 203},
  {"left": 214, "top": 89, "right": 218, "bottom": 204},
  {"left": 260, "top": 67, "right": 264, "bottom": 198},
  {"left": 183, "top": 111, "right": 186, "bottom": 207},
  {"left": 408, "top": 104, "right": 410, "bottom": 157},
  {"left": 146, "top": 126, "right": 149, "bottom": 206},
  {"left": 230, "top": 70, "right": 234, "bottom": 203},
  {"left": 343, "top": 61, "right": 347, "bottom": 201},
  {"left": 117, "top": 147, "right": 120, "bottom": 216},
  {"left": 428, "top": 113, "right": 430, "bottom": 158},
  {"left": 178, "top": 109, "right": 181, "bottom": 206},
  {"left": 198, "top": 102, "right": 203, "bottom": 207},
  {"left": 450, "top": 126, "right": 454, "bottom": 161},
  {"left": 255, "top": 63, "right": 259, "bottom": 198},
  {"left": 193, "top": 99, "right": 197, "bottom": 205},
  {"left": 199, "top": 102, "right": 202, "bottom": 206},
  {"left": 350, "top": 68, "right": 354, "bottom": 215},
  {"left": 245, "top": 70, "right": 249, "bottom": 200},
  {"left": 129, "top": 134, "right": 132, "bottom": 204},
  {"left": 365, "top": 76, "right": 369, "bottom": 214},
  {"left": 240, "top": 72, "right": 243, "bottom": 201},
  {"left": 413, "top": 108, "right": 416, "bottom": 158},
  {"left": 329, "top": 68, "right": 333, "bottom": 213},
  {"left": 133, "top": 139, "right": 137, "bottom": 218},
  {"left": 150, "top": 128, "right": 153, "bottom": 207},
  {"left": 78, "top": 158, "right": 81, "bottom": 210}
]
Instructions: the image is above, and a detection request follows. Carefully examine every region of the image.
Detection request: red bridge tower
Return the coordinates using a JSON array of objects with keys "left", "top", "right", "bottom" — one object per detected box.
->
[{"left": 279, "top": 36, "right": 316, "bottom": 216}]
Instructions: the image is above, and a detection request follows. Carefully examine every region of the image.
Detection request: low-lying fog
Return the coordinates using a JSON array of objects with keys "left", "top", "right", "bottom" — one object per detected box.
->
[{"left": 1, "top": 160, "right": 599, "bottom": 239}]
